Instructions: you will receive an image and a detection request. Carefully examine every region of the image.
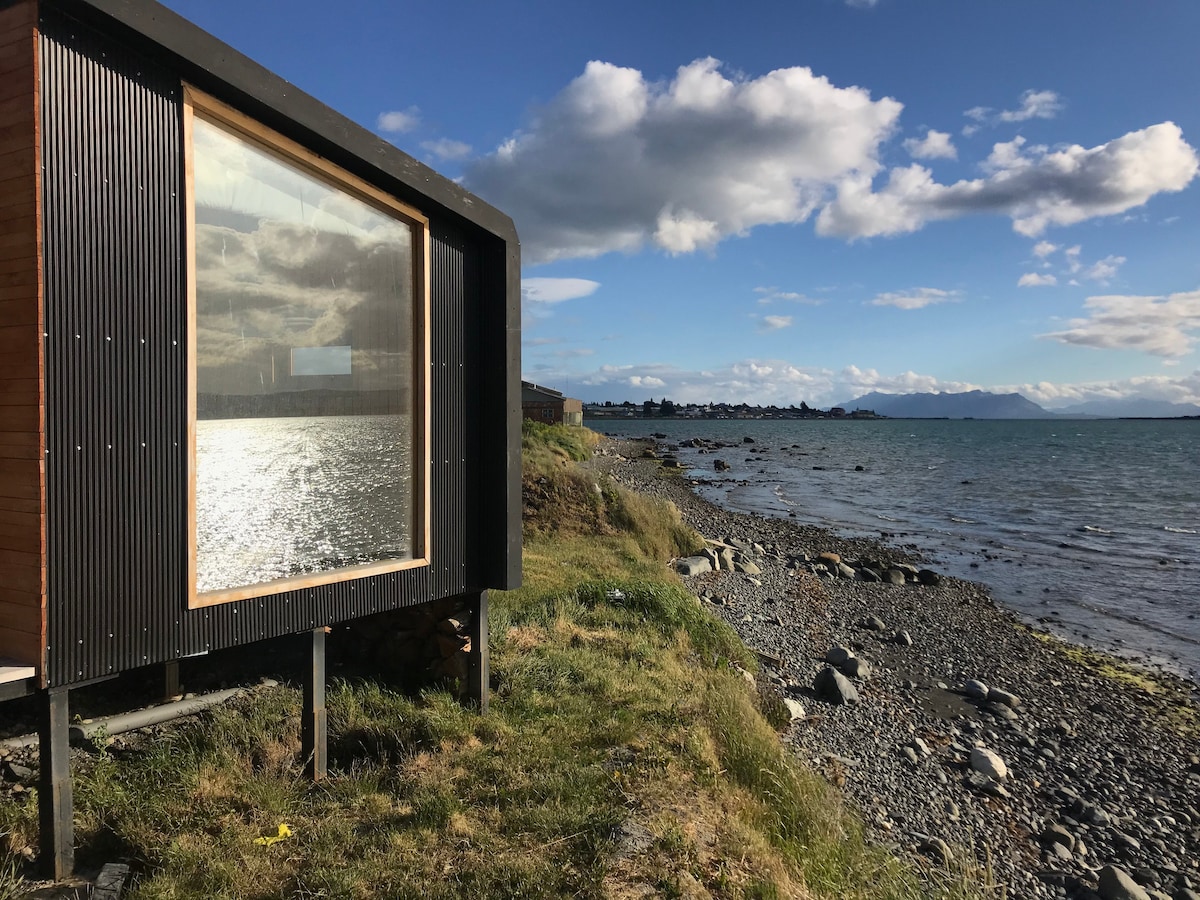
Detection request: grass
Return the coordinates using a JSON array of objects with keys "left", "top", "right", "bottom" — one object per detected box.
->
[{"left": 0, "top": 423, "right": 981, "bottom": 898}]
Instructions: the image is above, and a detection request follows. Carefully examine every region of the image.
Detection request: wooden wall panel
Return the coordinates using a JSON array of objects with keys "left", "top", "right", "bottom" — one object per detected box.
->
[{"left": 0, "top": 0, "right": 42, "bottom": 673}]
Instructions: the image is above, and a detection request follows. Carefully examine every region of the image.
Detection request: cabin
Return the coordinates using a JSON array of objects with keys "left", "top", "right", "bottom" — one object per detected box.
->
[
  {"left": 0, "top": 0, "right": 520, "bottom": 878},
  {"left": 521, "top": 381, "right": 583, "bottom": 426}
]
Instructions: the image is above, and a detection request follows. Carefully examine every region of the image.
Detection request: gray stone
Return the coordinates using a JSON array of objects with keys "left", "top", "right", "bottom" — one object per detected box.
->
[
  {"left": 1098, "top": 865, "right": 1152, "bottom": 900},
  {"left": 863, "top": 615, "right": 886, "bottom": 631},
  {"left": 969, "top": 747, "right": 1008, "bottom": 780},
  {"left": 917, "top": 568, "right": 941, "bottom": 586},
  {"left": 964, "top": 773, "right": 1011, "bottom": 798},
  {"left": 825, "top": 646, "right": 853, "bottom": 666},
  {"left": 700, "top": 547, "right": 720, "bottom": 572},
  {"left": 964, "top": 679, "right": 990, "bottom": 700},
  {"left": 1041, "top": 823, "right": 1076, "bottom": 852},
  {"left": 675, "top": 556, "right": 712, "bottom": 577},
  {"left": 782, "top": 698, "right": 805, "bottom": 721},
  {"left": 840, "top": 656, "right": 872, "bottom": 680},
  {"left": 893, "top": 630, "right": 913, "bottom": 646},
  {"left": 918, "top": 836, "right": 953, "bottom": 866},
  {"left": 733, "top": 558, "right": 762, "bottom": 576},
  {"left": 901, "top": 746, "right": 919, "bottom": 765},
  {"left": 836, "top": 562, "right": 857, "bottom": 579},
  {"left": 814, "top": 666, "right": 860, "bottom": 705},
  {"left": 3, "top": 762, "right": 32, "bottom": 781},
  {"left": 987, "top": 687, "right": 1021, "bottom": 708},
  {"left": 717, "top": 547, "right": 736, "bottom": 570},
  {"left": 859, "top": 567, "right": 882, "bottom": 583},
  {"left": 884, "top": 568, "right": 907, "bottom": 586}
]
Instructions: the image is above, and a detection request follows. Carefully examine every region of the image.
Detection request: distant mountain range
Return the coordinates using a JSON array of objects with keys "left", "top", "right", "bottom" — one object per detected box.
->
[
  {"left": 1048, "top": 398, "right": 1200, "bottom": 418},
  {"left": 839, "top": 390, "right": 1054, "bottom": 419},
  {"left": 838, "top": 390, "right": 1200, "bottom": 419}
]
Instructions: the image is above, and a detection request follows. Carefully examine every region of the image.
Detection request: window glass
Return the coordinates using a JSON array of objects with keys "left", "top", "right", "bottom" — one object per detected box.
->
[{"left": 191, "top": 112, "right": 422, "bottom": 599}]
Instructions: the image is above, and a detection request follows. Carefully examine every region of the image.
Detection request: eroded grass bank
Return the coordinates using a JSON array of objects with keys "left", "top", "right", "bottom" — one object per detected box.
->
[{"left": 0, "top": 423, "right": 979, "bottom": 898}]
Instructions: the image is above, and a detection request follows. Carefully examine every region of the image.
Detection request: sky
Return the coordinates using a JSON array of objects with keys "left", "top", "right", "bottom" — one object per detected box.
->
[{"left": 160, "top": 0, "right": 1200, "bottom": 410}]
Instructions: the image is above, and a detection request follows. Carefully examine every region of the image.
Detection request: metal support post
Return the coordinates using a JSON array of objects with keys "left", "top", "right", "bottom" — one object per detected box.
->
[
  {"left": 302, "top": 627, "right": 328, "bottom": 781},
  {"left": 37, "top": 687, "right": 73, "bottom": 881},
  {"left": 466, "top": 591, "right": 489, "bottom": 713},
  {"left": 162, "top": 660, "right": 180, "bottom": 700}
]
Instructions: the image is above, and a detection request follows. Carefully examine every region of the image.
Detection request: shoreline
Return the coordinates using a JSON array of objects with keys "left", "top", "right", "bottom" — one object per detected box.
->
[{"left": 594, "top": 436, "right": 1200, "bottom": 900}]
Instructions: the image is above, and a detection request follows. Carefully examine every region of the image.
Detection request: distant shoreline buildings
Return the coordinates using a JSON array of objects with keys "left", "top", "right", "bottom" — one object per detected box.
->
[{"left": 582, "top": 400, "right": 879, "bottom": 420}]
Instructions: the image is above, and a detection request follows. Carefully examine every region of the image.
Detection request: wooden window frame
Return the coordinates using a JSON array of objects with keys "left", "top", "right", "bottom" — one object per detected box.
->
[{"left": 182, "top": 85, "right": 431, "bottom": 609}]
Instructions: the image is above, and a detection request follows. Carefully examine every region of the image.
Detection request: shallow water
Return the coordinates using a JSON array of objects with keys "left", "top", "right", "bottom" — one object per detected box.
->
[{"left": 596, "top": 417, "right": 1200, "bottom": 681}]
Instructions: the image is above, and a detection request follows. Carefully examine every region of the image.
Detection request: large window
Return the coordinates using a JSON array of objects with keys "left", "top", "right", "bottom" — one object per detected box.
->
[{"left": 184, "top": 88, "right": 430, "bottom": 607}]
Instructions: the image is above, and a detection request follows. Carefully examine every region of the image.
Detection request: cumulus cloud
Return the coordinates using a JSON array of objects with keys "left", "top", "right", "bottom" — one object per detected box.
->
[
  {"left": 817, "top": 122, "right": 1198, "bottom": 239},
  {"left": 420, "top": 138, "right": 472, "bottom": 161},
  {"left": 1018, "top": 272, "right": 1057, "bottom": 287},
  {"left": 377, "top": 107, "right": 421, "bottom": 133},
  {"left": 1039, "top": 289, "right": 1200, "bottom": 357},
  {"left": 1032, "top": 240, "right": 1058, "bottom": 258},
  {"left": 761, "top": 315, "right": 793, "bottom": 330},
  {"left": 869, "top": 287, "right": 960, "bottom": 309},
  {"left": 1000, "top": 370, "right": 1200, "bottom": 408},
  {"left": 965, "top": 89, "right": 1063, "bottom": 127},
  {"left": 904, "top": 129, "right": 957, "bottom": 160},
  {"left": 521, "top": 277, "right": 601, "bottom": 304},
  {"left": 467, "top": 57, "right": 902, "bottom": 264}
]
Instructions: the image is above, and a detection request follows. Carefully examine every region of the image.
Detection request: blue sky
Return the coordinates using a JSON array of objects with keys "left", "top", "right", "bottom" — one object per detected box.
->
[{"left": 162, "top": 0, "right": 1200, "bottom": 409}]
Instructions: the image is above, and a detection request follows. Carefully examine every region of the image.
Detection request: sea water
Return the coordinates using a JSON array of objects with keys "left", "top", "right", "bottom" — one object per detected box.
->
[{"left": 596, "top": 417, "right": 1200, "bottom": 682}]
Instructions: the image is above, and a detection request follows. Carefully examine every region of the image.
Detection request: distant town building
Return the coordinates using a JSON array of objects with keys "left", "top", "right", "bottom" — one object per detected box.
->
[{"left": 522, "top": 381, "right": 583, "bottom": 426}]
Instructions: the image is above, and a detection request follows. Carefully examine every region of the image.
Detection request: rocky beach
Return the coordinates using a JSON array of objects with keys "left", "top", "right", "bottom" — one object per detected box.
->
[{"left": 595, "top": 435, "right": 1200, "bottom": 900}]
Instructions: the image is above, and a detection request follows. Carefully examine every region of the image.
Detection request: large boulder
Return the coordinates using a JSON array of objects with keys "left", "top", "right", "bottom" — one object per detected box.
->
[
  {"left": 814, "top": 667, "right": 859, "bottom": 705},
  {"left": 825, "top": 646, "right": 853, "bottom": 666},
  {"left": 1097, "top": 865, "right": 1151, "bottom": 900},
  {"left": 675, "top": 556, "right": 712, "bottom": 577},
  {"left": 969, "top": 747, "right": 1008, "bottom": 781}
]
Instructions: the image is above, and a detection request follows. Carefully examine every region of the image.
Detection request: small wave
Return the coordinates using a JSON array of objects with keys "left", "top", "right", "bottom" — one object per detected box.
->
[
  {"left": 949, "top": 516, "right": 978, "bottom": 524},
  {"left": 1080, "top": 525, "right": 1113, "bottom": 535},
  {"left": 876, "top": 513, "right": 898, "bottom": 522},
  {"left": 1164, "top": 525, "right": 1198, "bottom": 535}
]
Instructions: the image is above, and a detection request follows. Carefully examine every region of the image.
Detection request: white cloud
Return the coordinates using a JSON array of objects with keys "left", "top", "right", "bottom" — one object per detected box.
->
[
  {"left": 1083, "top": 254, "right": 1125, "bottom": 284},
  {"left": 869, "top": 287, "right": 960, "bottom": 309},
  {"left": 1065, "top": 244, "right": 1082, "bottom": 272},
  {"left": 1001, "top": 370, "right": 1200, "bottom": 408},
  {"left": 1039, "top": 289, "right": 1200, "bottom": 357},
  {"left": 420, "top": 138, "right": 472, "bottom": 161},
  {"left": 761, "top": 315, "right": 793, "bottom": 330},
  {"left": 817, "top": 123, "right": 1198, "bottom": 239},
  {"left": 577, "top": 360, "right": 979, "bottom": 406},
  {"left": 1019, "top": 272, "right": 1057, "bottom": 287},
  {"left": 521, "top": 277, "right": 601, "bottom": 304},
  {"left": 963, "top": 89, "right": 1063, "bottom": 127},
  {"left": 998, "top": 89, "right": 1064, "bottom": 123},
  {"left": 550, "top": 356, "right": 1200, "bottom": 408},
  {"left": 845, "top": 0, "right": 880, "bottom": 6},
  {"left": 755, "top": 286, "right": 820, "bottom": 305},
  {"left": 628, "top": 375, "right": 666, "bottom": 390},
  {"left": 1032, "top": 240, "right": 1058, "bottom": 258},
  {"left": 377, "top": 107, "right": 421, "bottom": 133},
  {"left": 904, "top": 129, "right": 957, "bottom": 160},
  {"left": 467, "top": 57, "right": 902, "bottom": 264}
]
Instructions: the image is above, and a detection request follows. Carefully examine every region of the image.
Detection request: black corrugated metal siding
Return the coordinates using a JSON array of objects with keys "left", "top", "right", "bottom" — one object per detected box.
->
[{"left": 40, "top": 8, "right": 480, "bottom": 687}]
